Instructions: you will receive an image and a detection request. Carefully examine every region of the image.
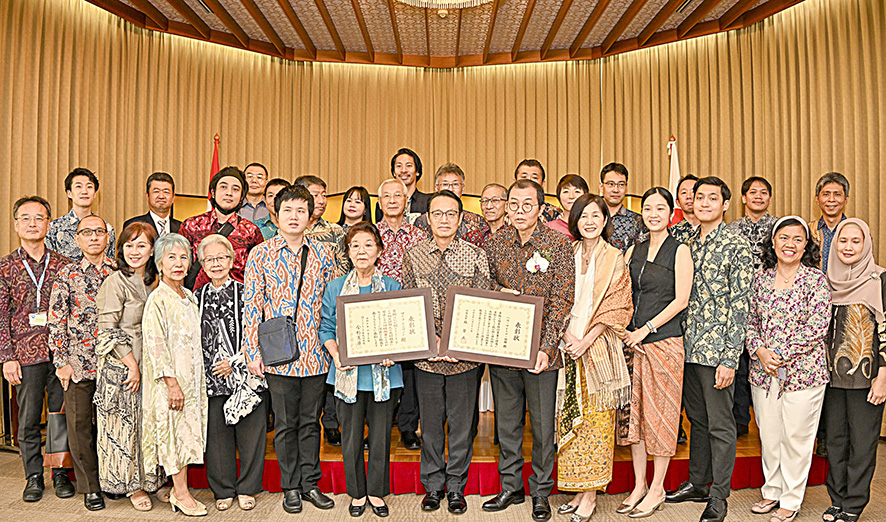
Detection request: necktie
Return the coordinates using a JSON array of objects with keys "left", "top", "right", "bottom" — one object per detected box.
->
[{"left": 158, "top": 219, "right": 167, "bottom": 237}]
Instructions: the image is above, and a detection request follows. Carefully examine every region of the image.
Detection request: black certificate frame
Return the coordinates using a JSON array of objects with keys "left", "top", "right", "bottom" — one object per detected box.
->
[
  {"left": 336, "top": 287, "right": 437, "bottom": 366},
  {"left": 438, "top": 286, "right": 543, "bottom": 369}
]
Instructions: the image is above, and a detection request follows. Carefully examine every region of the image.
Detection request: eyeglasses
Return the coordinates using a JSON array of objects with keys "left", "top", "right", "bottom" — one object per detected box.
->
[
  {"left": 603, "top": 181, "right": 627, "bottom": 189},
  {"left": 429, "top": 210, "right": 459, "bottom": 220},
  {"left": 203, "top": 255, "right": 232, "bottom": 266},
  {"left": 479, "top": 197, "right": 505, "bottom": 206},
  {"left": 16, "top": 215, "right": 47, "bottom": 224},
  {"left": 507, "top": 201, "right": 538, "bottom": 213},
  {"left": 348, "top": 243, "right": 376, "bottom": 252},
  {"left": 437, "top": 182, "right": 463, "bottom": 191},
  {"left": 77, "top": 228, "right": 107, "bottom": 237},
  {"left": 380, "top": 192, "right": 404, "bottom": 200}
]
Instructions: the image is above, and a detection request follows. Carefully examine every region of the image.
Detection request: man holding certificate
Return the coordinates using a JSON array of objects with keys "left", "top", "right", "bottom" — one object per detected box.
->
[
  {"left": 482, "top": 179, "right": 575, "bottom": 521},
  {"left": 401, "top": 190, "right": 492, "bottom": 515}
]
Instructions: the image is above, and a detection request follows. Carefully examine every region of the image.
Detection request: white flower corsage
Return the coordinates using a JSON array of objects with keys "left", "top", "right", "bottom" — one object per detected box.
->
[{"left": 526, "top": 251, "right": 550, "bottom": 273}]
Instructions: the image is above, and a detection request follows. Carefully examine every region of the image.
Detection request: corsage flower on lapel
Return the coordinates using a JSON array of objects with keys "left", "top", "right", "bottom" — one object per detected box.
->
[{"left": 526, "top": 251, "right": 550, "bottom": 273}]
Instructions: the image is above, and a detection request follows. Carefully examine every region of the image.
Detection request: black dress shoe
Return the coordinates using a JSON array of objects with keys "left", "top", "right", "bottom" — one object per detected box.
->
[
  {"left": 103, "top": 492, "right": 126, "bottom": 501},
  {"left": 349, "top": 500, "right": 366, "bottom": 517},
  {"left": 422, "top": 490, "right": 445, "bottom": 511},
  {"left": 84, "top": 492, "right": 105, "bottom": 511},
  {"left": 22, "top": 474, "right": 44, "bottom": 502},
  {"left": 53, "top": 472, "right": 76, "bottom": 499},
  {"left": 665, "top": 481, "right": 710, "bottom": 503},
  {"left": 482, "top": 489, "right": 525, "bottom": 512},
  {"left": 302, "top": 487, "right": 335, "bottom": 509},
  {"left": 448, "top": 492, "right": 467, "bottom": 514},
  {"left": 815, "top": 437, "right": 828, "bottom": 458},
  {"left": 370, "top": 499, "right": 389, "bottom": 517},
  {"left": 699, "top": 497, "right": 727, "bottom": 522},
  {"left": 325, "top": 427, "right": 342, "bottom": 446},
  {"left": 401, "top": 430, "right": 421, "bottom": 450},
  {"left": 531, "top": 496, "right": 552, "bottom": 521},
  {"left": 283, "top": 489, "right": 303, "bottom": 513}
]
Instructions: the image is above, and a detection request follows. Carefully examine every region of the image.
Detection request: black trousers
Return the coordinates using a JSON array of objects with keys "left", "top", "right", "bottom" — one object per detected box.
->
[
  {"left": 336, "top": 388, "right": 400, "bottom": 498},
  {"left": 321, "top": 386, "right": 338, "bottom": 430},
  {"left": 489, "top": 366, "right": 557, "bottom": 497},
  {"left": 15, "top": 362, "right": 68, "bottom": 478},
  {"left": 64, "top": 379, "right": 99, "bottom": 494},
  {"left": 683, "top": 363, "right": 737, "bottom": 499},
  {"left": 824, "top": 386, "right": 885, "bottom": 516},
  {"left": 205, "top": 392, "right": 268, "bottom": 499},
  {"left": 732, "top": 350, "right": 752, "bottom": 427},
  {"left": 266, "top": 373, "right": 326, "bottom": 492},
  {"left": 415, "top": 367, "right": 481, "bottom": 494},
  {"left": 397, "top": 362, "right": 420, "bottom": 433}
]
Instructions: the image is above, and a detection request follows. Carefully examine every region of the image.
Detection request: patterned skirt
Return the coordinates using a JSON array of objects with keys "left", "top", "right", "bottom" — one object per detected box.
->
[
  {"left": 95, "top": 355, "right": 166, "bottom": 494},
  {"left": 557, "top": 357, "right": 616, "bottom": 491},
  {"left": 625, "top": 337, "right": 684, "bottom": 457}
]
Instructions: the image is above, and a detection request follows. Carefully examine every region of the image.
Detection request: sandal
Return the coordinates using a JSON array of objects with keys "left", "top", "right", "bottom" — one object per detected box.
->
[
  {"left": 752, "top": 499, "right": 780, "bottom": 514},
  {"left": 130, "top": 491, "right": 153, "bottom": 511},
  {"left": 156, "top": 486, "right": 172, "bottom": 503},
  {"left": 823, "top": 506, "right": 842, "bottom": 522},
  {"left": 770, "top": 510, "right": 798, "bottom": 522},
  {"left": 835, "top": 513, "right": 859, "bottom": 522},
  {"left": 238, "top": 495, "right": 256, "bottom": 511},
  {"left": 216, "top": 498, "right": 233, "bottom": 511}
]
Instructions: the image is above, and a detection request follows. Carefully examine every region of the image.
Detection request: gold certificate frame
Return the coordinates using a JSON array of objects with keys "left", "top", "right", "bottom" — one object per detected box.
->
[
  {"left": 336, "top": 287, "right": 437, "bottom": 366},
  {"left": 439, "top": 286, "right": 543, "bottom": 369}
]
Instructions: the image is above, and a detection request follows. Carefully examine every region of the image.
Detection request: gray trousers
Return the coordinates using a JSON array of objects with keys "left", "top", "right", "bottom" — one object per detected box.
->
[
  {"left": 15, "top": 362, "right": 68, "bottom": 478},
  {"left": 683, "top": 362, "right": 737, "bottom": 499},
  {"left": 266, "top": 373, "right": 326, "bottom": 492},
  {"left": 336, "top": 388, "right": 400, "bottom": 498},
  {"left": 415, "top": 367, "right": 480, "bottom": 494},
  {"left": 489, "top": 366, "right": 557, "bottom": 497},
  {"left": 205, "top": 393, "right": 268, "bottom": 499}
]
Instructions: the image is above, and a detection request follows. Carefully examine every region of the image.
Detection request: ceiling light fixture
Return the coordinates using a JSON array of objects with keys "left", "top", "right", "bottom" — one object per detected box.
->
[{"left": 396, "top": 0, "right": 492, "bottom": 9}]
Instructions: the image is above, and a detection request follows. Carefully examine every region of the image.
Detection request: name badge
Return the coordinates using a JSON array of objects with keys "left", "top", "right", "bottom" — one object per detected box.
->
[{"left": 29, "top": 312, "right": 47, "bottom": 327}]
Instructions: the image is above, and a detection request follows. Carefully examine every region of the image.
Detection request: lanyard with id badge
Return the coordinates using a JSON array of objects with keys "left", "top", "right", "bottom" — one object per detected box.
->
[{"left": 20, "top": 248, "right": 49, "bottom": 327}]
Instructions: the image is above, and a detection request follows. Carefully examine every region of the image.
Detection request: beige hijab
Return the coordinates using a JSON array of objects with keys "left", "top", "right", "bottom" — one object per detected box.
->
[{"left": 827, "top": 218, "right": 885, "bottom": 323}]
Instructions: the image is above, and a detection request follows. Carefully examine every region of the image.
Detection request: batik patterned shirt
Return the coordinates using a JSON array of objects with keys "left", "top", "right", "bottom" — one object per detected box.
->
[
  {"left": 179, "top": 211, "right": 264, "bottom": 289},
  {"left": 726, "top": 213, "right": 778, "bottom": 271},
  {"left": 376, "top": 219, "right": 427, "bottom": 283},
  {"left": 669, "top": 218, "right": 698, "bottom": 244},
  {"left": 684, "top": 222, "right": 754, "bottom": 369},
  {"left": 254, "top": 216, "right": 278, "bottom": 240},
  {"left": 243, "top": 236, "right": 336, "bottom": 377},
  {"left": 45, "top": 209, "right": 116, "bottom": 261},
  {"left": 306, "top": 218, "right": 348, "bottom": 276},
  {"left": 0, "top": 248, "right": 70, "bottom": 366},
  {"left": 539, "top": 202, "right": 562, "bottom": 224},
  {"left": 484, "top": 223, "right": 575, "bottom": 371},
  {"left": 402, "top": 238, "right": 492, "bottom": 375},
  {"left": 809, "top": 215, "right": 847, "bottom": 275},
  {"left": 48, "top": 256, "right": 115, "bottom": 381},
  {"left": 609, "top": 205, "right": 649, "bottom": 253},
  {"left": 746, "top": 266, "right": 831, "bottom": 396},
  {"left": 412, "top": 210, "right": 487, "bottom": 247}
]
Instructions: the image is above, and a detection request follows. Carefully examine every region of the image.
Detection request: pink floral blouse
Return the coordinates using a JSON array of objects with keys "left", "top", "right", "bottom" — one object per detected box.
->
[{"left": 746, "top": 265, "right": 832, "bottom": 395}]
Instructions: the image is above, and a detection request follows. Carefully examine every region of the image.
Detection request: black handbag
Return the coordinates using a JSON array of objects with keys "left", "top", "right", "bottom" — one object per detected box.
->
[{"left": 258, "top": 245, "right": 308, "bottom": 367}]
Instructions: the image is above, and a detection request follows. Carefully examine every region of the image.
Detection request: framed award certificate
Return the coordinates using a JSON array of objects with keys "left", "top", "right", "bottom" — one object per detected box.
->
[
  {"left": 336, "top": 287, "right": 437, "bottom": 366},
  {"left": 439, "top": 286, "right": 543, "bottom": 369}
]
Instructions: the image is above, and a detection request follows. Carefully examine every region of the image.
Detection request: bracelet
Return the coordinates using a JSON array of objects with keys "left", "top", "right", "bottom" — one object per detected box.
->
[{"left": 645, "top": 321, "right": 657, "bottom": 334}]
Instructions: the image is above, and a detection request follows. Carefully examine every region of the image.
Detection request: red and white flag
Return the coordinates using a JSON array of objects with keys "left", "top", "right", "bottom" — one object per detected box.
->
[
  {"left": 667, "top": 135, "right": 684, "bottom": 225},
  {"left": 207, "top": 134, "right": 220, "bottom": 211}
]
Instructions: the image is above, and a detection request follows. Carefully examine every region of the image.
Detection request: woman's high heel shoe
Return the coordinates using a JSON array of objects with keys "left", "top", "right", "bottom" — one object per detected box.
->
[
  {"left": 558, "top": 503, "right": 579, "bottom": 515},
  {"left": 628, "top": 497, "right": 665, "bottom": 518},
  {"left": 616, "top": 491, "right": 647, "bottom": 514},
  {"left": 169, "top": 491, "right": 208, "bottom": 517}
]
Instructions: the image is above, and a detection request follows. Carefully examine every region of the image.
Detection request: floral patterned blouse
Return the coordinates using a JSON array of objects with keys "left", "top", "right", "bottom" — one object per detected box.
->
[{"left": 746, "top": 265, "right": 831, "bottom": 395}]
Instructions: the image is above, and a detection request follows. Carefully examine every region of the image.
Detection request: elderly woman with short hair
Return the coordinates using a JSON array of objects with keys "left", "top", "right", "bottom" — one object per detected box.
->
[
  {"left": 141, "top": 233, "right": 208, "bottom": 517},
  {"left": 195, "top": 235, "right": 267, "bottom": 512}
]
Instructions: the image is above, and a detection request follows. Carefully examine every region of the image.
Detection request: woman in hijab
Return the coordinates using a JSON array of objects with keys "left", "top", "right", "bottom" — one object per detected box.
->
[{"left": 822, "top": 219, "right": 886, "bottom": 522}]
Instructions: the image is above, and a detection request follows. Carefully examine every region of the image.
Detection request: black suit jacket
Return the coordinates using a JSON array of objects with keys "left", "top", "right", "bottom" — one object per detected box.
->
[
  {"left": 122, "top": 212, "right": 181, "bottom": 236},
  {"left": 374, "top": 189, "right": 431, "bottom": 222}
]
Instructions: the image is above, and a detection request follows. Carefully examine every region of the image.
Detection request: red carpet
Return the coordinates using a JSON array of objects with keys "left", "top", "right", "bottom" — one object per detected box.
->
[{"left": 188, "top": 456, "right": 828, "bottom": 496}]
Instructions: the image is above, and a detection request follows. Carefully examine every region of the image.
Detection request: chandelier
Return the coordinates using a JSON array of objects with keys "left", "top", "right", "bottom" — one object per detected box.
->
[{"left": 395, "top": 0, "right": 493, "bottom": 9}]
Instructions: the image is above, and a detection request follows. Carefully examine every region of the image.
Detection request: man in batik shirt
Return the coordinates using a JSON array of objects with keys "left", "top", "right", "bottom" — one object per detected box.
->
[
  {"left": 413, "top": 163, "right": 486, "bottom": 246},
  {"left": 295, "top": 175, "right": 348, "bottom": 275},
  {"left": 669, "top": 175, "right": 700, "bottom": 244},
  {"left": 46, "top": 168, "right": 116, "bottom": 261},
  {"left": 808, "top": 171, "right": 850, "bottom": 275},
  {"left": 599, "top": 163, "right": 647, "bottom": 252},
  {"left": 513, "top": 159, "right": 561, "bottom": 224}
]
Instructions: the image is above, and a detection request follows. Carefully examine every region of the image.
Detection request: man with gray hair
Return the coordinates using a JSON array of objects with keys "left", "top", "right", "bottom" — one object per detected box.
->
[
  {"left": 412, "top": 163, "right": 486, "bottom": 247},
  {"left": 465, "top": 183, "right": 508, "bottom": 247},
  {"left": 807, "top": 171, "right": 850, "bottom": 275}
]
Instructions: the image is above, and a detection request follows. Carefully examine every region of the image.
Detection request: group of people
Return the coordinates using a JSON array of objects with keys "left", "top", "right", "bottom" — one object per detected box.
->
[{"left": 0, "top": 149, "right": 882, "bottom": 522}]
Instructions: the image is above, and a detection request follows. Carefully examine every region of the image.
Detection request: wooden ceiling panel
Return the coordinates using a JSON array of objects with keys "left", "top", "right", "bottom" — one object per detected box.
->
[
  {"left": 457, "top": 3, "right": 494, "bottom": 56},
  {"left": 324, "top": 0, "right": 369, "bottom": 52},
  {"left": 487, "top": 0, "right": 531, "bottom": 54},
  {"left": 581, "top": 0, "right": 631, "bottom": 48},
  {"left": 92, "top": 0, "right": 806, "bottom": 65},
  {"left": 355, "top": 0, "right": 398, "bottom": 55},
  {"left": 427, "top": 9, "right": 460, "bottom": 57},
  {"left": 519, "top": 0, "right": 563, "bottom": 52},
  {"left": 392, "top": 2, "right": 427, "bottom": 55}
]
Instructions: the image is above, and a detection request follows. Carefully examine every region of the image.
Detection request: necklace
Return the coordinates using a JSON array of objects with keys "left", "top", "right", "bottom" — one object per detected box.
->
[{"left": 775, "top": 266, "right": 800, "bottom": 285}]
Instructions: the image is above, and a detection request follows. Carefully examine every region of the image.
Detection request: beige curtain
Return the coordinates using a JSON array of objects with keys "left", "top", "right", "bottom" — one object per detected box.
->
[{"left": 1, "top": 0, "right": 884, "bottom": 260}]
